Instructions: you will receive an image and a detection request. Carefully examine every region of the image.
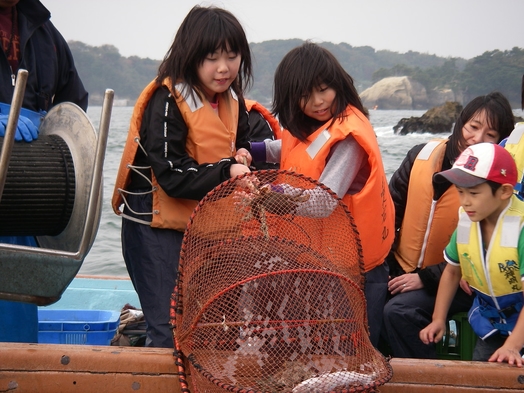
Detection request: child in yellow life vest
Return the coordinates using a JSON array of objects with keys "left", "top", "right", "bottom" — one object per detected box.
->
[
  {"left": 420, "top": 143, "right": 524, "bottom": 365},
  {"left": 237, "top": 42, "right": 395, "bottom": 348},
  {"left": 111, "top": 6, "right": 259, "bottom": 348}
]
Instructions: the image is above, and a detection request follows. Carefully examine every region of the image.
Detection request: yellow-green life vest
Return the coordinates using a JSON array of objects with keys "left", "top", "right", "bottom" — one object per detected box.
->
[{"left": 457, "top": 195, "right": 524, "bottom": 298}]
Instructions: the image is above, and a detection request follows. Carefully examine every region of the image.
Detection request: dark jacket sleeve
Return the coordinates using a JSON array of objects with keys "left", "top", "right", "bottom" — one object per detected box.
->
[
  {"left": 46, "top": 22, "right": 88, "bottom": 111},
  {"left": 418, "top": 261, "right": 447, "bottom": 295},
  {"left": 138, "top": 87, "right": 245, "bottom": 201},
  {"left": 388, "top": 143, "right": 426, "bottom": 231},
  {"left": 247, "top": 109, "right": 275, "bottom": 142},
  {"left": 235, "top": 96, "right": 251, "bottom": 150},
  {"left": 2, "top": 1, "right": 88, "bottom": 112}
]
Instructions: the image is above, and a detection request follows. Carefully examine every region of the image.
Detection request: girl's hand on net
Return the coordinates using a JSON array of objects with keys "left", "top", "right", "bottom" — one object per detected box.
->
[
  {"left": 235, "top": 148, "right": 252, "bottom": 166},
  {"left": 230, "top": 163, "right": 251, "bottom": 178},
  {"left": 232, "top": 175, "right": 261, "bottom": 208},
  {"left": 236, "top": 174, "right": 261, "bottom": 191}
]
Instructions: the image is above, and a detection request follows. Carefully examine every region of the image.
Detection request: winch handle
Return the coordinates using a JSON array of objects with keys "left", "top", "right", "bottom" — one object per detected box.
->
[{"left": 0, "top": 69, "right": 28, "bottom": 202}]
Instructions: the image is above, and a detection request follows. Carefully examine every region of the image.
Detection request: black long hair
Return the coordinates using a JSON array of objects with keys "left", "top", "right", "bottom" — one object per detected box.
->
[
  {"left": 272, "top": 42, "right": 368, "bottom": 141},
  {"left": 156, "top": 5, "right": 252, "bottom": 101},
  {"left": 446, "top": 92, "right": 515, "bottom": 162}
]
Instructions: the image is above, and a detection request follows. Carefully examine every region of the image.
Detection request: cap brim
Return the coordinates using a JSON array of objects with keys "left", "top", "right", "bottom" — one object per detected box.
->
[{"left": 434, "top": 168, "right": 486, "bottom": 187}]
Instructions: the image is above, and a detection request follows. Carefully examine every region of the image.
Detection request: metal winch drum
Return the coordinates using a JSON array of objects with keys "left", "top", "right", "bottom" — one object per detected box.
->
[
  {"left": 0, "top": 84, "right": 113, "bottom": 305},
  {"left": 0, "top": 133, "right": 76, "bottom": 236}
]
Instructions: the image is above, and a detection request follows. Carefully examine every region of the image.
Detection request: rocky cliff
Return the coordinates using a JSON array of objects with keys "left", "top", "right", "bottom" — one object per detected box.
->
[
  {"left": 393, "top": 101, "right": 463, "bottom": 134},
  {"left": 360, "top": 76, "right": 458, "bottom": 110}
]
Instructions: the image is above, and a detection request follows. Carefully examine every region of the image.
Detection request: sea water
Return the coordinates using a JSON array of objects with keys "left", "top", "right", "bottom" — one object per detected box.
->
[{"left": 80, "top": 106, "right": 524, "bottom": 276}]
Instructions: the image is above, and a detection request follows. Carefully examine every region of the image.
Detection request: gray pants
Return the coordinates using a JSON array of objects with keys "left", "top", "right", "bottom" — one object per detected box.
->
[{"left": 472, "top": 333, "right": 506, "bottom": 361}]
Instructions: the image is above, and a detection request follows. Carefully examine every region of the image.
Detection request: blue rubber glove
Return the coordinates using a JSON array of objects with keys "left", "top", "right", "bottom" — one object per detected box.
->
[
  {"left": 0, "top": 114, "right": 39, "bottom": 142},
  {"left": 0, "top": 102, "right": 45, "bottom": 142}
]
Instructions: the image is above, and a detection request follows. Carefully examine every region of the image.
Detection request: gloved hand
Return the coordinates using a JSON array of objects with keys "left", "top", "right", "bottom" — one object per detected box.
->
[
  {"left": 0, "top": 114, "right": 39, "bottom": 142},
  {"left": 0, "top": 102, "right": 45, "bottom": 142}
]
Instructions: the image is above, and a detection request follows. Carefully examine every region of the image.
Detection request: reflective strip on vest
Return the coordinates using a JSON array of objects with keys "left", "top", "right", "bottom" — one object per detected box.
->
[
  {"left": 417, "top": 140, "right": 442, "bottom": 161},
  {"left": 501, "top": 215, "right": 521, "bottom": 248},
  {"left": 306, "top": 129, "right": 331, "bottom": 159}
]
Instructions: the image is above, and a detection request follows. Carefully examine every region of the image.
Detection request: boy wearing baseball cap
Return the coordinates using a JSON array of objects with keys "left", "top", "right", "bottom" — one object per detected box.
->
[{"left": 419, "top": 142, "right": 524, "bottom": 366}]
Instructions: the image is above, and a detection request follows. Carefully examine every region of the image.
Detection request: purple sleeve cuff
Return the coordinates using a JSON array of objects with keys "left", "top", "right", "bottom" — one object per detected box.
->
[{"left": 250, "top": 141, "right": 267, "bottom": 163}]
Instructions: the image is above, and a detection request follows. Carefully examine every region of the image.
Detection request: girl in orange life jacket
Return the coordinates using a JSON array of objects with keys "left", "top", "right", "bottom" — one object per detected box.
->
[
  {"left": 238, "top": 42, "right": 395, "bottom": 348},
  {"left": 111, "top": 5, "right": 255, "bottom": 348}
]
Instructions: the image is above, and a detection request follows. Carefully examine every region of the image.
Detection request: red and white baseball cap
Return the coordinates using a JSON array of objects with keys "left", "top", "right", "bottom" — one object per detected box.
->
[{"left": 434, "top": 142, "right": 517, "bottom": 187}]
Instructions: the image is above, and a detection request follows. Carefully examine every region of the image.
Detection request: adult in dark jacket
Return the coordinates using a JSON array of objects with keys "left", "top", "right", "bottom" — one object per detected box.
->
[
  {"left": 0, "top": 0, "right": 88, "bottom": 238},
  {"left": 382, "top": 92, "right": 515, "bottom": 358},
  {"left": 0, "top": 0, "right": 88, "bottom": 114},
  {"left": 0, "top": 0, "right": 88, "bottom": 343}
]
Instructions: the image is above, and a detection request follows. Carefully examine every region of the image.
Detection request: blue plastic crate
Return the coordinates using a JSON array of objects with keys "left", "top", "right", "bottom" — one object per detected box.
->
[{"left": 38, "top": 309, "right": 120, "bottom": 345}]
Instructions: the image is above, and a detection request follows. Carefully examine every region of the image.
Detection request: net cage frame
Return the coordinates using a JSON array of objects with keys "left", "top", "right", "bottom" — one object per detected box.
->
[{"left": 172, "top": 170, "right": 392, "bottom": 393}]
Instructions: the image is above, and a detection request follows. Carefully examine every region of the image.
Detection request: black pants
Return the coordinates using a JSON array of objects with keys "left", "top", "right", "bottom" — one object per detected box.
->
[
  {"left": 382, "top": 287, "right": 473, "bottom": 358},
  {"left": 365, "top": 261, "right": 390, "bottom": 348},
  {"left": 121, "top": 193, "right": 183, "bottom": 348}
]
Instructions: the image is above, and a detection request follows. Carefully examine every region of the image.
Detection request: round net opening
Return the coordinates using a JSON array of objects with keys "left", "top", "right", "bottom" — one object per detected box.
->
[{"left": 174, "top": 170, "right": 392, "bottom": 392}]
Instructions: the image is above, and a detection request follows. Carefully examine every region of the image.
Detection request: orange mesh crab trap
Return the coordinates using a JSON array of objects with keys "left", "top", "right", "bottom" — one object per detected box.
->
[{"left": 173, "top": 170, "right": 392, "bottom": 392}]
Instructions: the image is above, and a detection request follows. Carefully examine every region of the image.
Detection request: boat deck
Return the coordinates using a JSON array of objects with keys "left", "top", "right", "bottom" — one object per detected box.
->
[
  {"left": 40, "top": 275, "right": 141, "bottom": 312},
  {"left": 2, "top": 343, "right": 524, "bottom": 392},
  {"left": 4, "top": 275, "right": 523, "bottom": 391}
]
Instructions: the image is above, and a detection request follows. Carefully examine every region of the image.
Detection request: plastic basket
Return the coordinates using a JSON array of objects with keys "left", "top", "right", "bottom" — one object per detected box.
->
[
  {"left": 38, "top": 309, "right": 120, "bottom": 345},
  {"left": 436, "top": 312, "right": 477, "bottom": 360}
]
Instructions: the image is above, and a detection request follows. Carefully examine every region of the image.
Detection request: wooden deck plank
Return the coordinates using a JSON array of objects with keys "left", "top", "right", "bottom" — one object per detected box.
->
[
  {"left": 0, "top": 343, "right": 184, "bottom": 393},
  {"left": 0, "top": 343, "right": 176, "bottom": 373},
  {"left": 0, "top": 372, "right": 180, "bottom": 393},
  {"left": 3, "top": 344, "right": 524, "bottom": 392},
  {"left": 381, "top": 383, "right": 520, "bottom": 393},
  {"left": 381, "top": 358, "right": 524, "bottom": 392}
]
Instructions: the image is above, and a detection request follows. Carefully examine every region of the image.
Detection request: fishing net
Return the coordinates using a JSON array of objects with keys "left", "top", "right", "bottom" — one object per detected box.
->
[{"left": 173, "top": 170, "right": 392, "bottom": 393}]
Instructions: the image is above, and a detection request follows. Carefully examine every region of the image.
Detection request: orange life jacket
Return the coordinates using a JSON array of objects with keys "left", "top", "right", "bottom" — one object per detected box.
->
[
  {"left": 244, "top": 99, "right": 282, "bottom": 139},
  {"left": 394, "top": 140, "right": 461, "bottom": 272},
  {"left": 111, "top": 78, "right": 239, "bottom": 231},
  {"left": 280, "top": 105, "right": 395, "bottom": 272}
]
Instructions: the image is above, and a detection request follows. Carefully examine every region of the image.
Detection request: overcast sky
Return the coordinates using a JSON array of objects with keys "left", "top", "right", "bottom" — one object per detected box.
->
[{"left": 44, "top": 0, "right": 523, "bottom": 61}]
